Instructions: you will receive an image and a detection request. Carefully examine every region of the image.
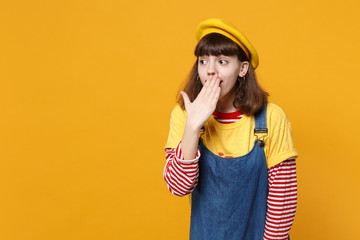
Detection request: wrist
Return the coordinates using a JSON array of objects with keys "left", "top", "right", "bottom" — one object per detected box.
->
[{"left": 184, "top": 120, "right": 202, "bottom": 133}]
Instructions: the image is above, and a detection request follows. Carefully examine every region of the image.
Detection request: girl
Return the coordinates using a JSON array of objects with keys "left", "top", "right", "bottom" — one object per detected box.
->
[{"left": 163, "top": 18, "right": 299, "bottom": 240}]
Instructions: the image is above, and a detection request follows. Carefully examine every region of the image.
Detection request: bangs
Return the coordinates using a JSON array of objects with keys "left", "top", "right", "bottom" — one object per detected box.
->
[{"left": 194, "top": 33, "right": 244, "bottom": 58}]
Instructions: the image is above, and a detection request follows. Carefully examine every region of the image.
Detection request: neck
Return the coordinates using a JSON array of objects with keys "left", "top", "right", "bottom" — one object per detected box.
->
[{"left": 216, "top": 91, "right": 238, "bottom": 113}]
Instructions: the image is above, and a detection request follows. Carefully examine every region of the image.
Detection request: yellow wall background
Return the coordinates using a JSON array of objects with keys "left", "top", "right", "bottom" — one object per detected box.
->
[{"left": 1, "top": 0, "right": 359, "bottom": 239}]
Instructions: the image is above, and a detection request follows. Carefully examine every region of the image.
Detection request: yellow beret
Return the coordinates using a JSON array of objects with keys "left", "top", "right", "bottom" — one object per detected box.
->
[{"left": 196, "top": 18, "right": 259, "bottom": 69}]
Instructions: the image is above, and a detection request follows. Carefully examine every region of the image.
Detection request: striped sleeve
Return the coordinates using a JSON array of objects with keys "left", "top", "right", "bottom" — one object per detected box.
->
[
  {"left": 163, "top": 142, "right": 200, "bottom": 197},
  {"left": 264, "top": 158, "right": 297, "bottom": 240}
]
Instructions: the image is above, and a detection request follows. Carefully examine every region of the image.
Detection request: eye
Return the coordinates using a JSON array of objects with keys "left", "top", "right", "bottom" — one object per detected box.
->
[
  {"left": 219, "top": 59, "right": 228, "bottom": 64},
  {"left": 199, "top": 59, "right": 207, "bottom": 64}
]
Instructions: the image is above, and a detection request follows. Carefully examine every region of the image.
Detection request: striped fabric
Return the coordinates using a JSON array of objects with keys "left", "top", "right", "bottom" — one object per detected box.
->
[
  {"left": 212, "top": 109, "right": 244, "bottom": 123},
  {"left": 264, "top": 158, "right": 297, "bottom": 240},
  {"left": 163, "top": 111, "right": 297, "bottom": 239},
  {"left": 163, "top": 143, "right": 200, "bottom": 196}
]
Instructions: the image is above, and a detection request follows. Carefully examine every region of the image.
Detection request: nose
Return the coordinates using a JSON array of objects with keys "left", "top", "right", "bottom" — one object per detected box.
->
[{"left": 207, "top": 60, "right": 217, "bottom": 76}]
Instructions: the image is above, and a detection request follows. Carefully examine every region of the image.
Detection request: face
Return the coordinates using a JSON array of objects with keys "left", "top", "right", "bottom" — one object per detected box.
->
[{"left": 198, "top": 55, "right": 248, "bottom": 100}]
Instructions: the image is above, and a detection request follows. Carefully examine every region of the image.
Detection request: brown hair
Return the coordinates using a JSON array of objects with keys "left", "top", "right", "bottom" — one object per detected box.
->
[{"left": 177, "top": 33, "right": 268, "bottom": 116}]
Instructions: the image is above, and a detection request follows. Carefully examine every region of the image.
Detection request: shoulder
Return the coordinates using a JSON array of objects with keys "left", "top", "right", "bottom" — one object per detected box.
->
[
  {"left": 164, "top": 104, "right": 187, "bottom": 149},
  {"left": 267, "top": 102, "right": 288, "bottom": 119},
  {"left": 171, "top": 104, "right": 187, "bottom": 116},
  {"left": 170, "top": 104, "right": 187, "bottom": 122},
  {"left": 266, "top": 102, "right": 291, "bottom": 125},
  {"left": 264, "top": 102, "right": 299, "bottom": 167}
]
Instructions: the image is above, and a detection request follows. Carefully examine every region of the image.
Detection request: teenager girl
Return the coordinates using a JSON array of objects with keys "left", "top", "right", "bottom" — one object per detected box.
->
[{"left": 163, "top": 18, "right": 299, "bottom": 240}]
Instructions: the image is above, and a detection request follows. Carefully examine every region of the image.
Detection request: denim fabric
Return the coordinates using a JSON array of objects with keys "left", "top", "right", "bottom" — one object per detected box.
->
[{"left": 190, "top": 105, "right": 269, "bottom": 240}]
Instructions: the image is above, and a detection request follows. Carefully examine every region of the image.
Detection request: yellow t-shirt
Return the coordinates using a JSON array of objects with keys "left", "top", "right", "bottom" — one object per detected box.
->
[{"left": 164, "top": 102, "right": 299, "bottom": 168}]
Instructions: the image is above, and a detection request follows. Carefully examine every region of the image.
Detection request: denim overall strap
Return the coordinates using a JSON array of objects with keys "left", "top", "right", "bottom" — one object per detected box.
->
[
  {"left": 254, "top": 103, "right": 268, "bottom": 148},
  {"left": 254, "top": 103, "right": 267, "bottom": 135},
  {"left": 190, "top": 104, "right": 269, "bottom": 240}
]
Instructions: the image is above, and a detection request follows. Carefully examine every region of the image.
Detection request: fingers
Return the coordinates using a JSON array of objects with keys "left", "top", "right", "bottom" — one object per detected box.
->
[
  {"left": 197, "top": 74, "right": 214, "bottom": 98},
  {"left": 208, "top": 75, "right": 220, "bottom": 106},
  {"left": 181, "top": 91, "right": 191, "bottom": 108},
  {"left": 204, "top": 74, "right": 220, "bottom": 98},
  {"left": 211, "top": 86, "right": 221, "bottom": 106},
  {"left": 210, "top": 74, "right": 220, "bottom": 91},
  {"left": 201, "top": 74, "right": 218, "bottom": 94},
  {"left": 194, "top": 74, "right": 221, "bottom": 108}
]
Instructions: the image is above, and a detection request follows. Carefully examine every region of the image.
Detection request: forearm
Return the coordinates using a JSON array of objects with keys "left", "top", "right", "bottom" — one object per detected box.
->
[
  {"left": 181, "top": 121, "right": 202, "bottom": 160},
  {"left": 163, "top": 143, "right": 200, "bottom": 196}
]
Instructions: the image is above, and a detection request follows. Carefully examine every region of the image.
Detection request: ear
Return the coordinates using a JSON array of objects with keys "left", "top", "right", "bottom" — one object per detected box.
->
[{"left": 238, "top": 61, "right": 249, "bottom": 77}]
